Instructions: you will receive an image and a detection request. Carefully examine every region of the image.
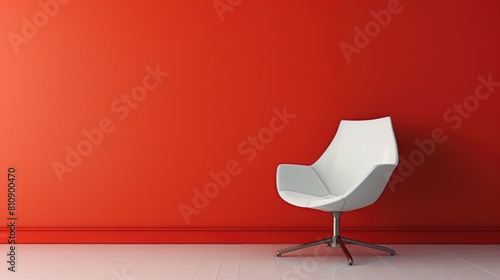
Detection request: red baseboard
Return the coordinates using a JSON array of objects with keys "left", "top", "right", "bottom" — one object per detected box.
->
[{"left": 1, "top": 227, "right": 499, "bottom": 244}]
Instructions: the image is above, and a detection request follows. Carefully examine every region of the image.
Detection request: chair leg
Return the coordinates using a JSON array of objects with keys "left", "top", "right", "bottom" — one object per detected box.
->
[
  {"left": 276, "top": 238, "right": 332, "bottom": 257},
  {"left": 341, "top": 237, "right": 396, "bottom": 255},
  {"left": 336, "top": 236, "right": 354, "bottom": 265}
]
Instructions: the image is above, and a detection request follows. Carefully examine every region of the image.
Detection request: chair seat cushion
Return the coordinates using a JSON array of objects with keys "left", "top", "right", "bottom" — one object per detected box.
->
[
  {"left": 278, "top": 191, "right": 345, "bottom": 211},
  {"left": 277, "top": 164, "right": 345, "bottom": 211}
]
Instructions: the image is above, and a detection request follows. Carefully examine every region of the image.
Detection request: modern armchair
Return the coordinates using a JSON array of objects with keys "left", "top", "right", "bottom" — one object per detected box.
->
[{"left": 275, "top": 116, "right": 398, "bottom": 265}]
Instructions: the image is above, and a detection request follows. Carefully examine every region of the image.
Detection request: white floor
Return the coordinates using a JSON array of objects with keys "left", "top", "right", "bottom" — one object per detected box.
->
[{"left": 0, "top": 244, "right": 498, "bottom": 280}]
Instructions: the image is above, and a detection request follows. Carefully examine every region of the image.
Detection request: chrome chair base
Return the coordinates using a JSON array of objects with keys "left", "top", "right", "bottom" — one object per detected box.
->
[
  {"left": 275, "top": 236, "right": 395, "bottom": 265},
  {"left": 276, "top": 212, "right": 395, "bottom": 265}
]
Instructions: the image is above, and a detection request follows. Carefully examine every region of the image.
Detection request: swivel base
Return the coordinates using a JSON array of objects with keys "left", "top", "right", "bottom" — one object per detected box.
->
[
  {"left": 276, "top": 212, "right": 395, "bottom": 265},
  {"left": 276, "top": 236, "right": 395, "bottom": 265}
]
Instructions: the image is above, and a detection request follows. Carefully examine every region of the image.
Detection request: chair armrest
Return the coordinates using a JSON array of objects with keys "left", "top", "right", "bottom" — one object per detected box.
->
[{"left": 341, "top": 164, "right": 397, "bottom": 211}]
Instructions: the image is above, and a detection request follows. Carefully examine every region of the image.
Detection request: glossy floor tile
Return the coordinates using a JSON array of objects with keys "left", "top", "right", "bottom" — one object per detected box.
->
[{"left": 0, "top": 244, "right": 498, "bottom": 279}]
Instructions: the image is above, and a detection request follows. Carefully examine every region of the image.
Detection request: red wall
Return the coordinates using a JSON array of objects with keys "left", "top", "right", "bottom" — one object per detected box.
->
[{"left": 0, "top": 0, "right": 499, "bottom": 244}]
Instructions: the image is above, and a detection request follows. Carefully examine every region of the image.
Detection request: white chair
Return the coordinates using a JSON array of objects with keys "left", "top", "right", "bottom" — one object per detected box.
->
[{"left": 276, "top": 116, "right": 398, "bottom": 265}]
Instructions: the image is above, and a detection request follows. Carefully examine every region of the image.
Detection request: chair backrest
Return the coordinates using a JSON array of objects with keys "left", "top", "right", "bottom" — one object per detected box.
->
[{"left": 311, "top": 116, "right": 398, "bottom": 197}]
